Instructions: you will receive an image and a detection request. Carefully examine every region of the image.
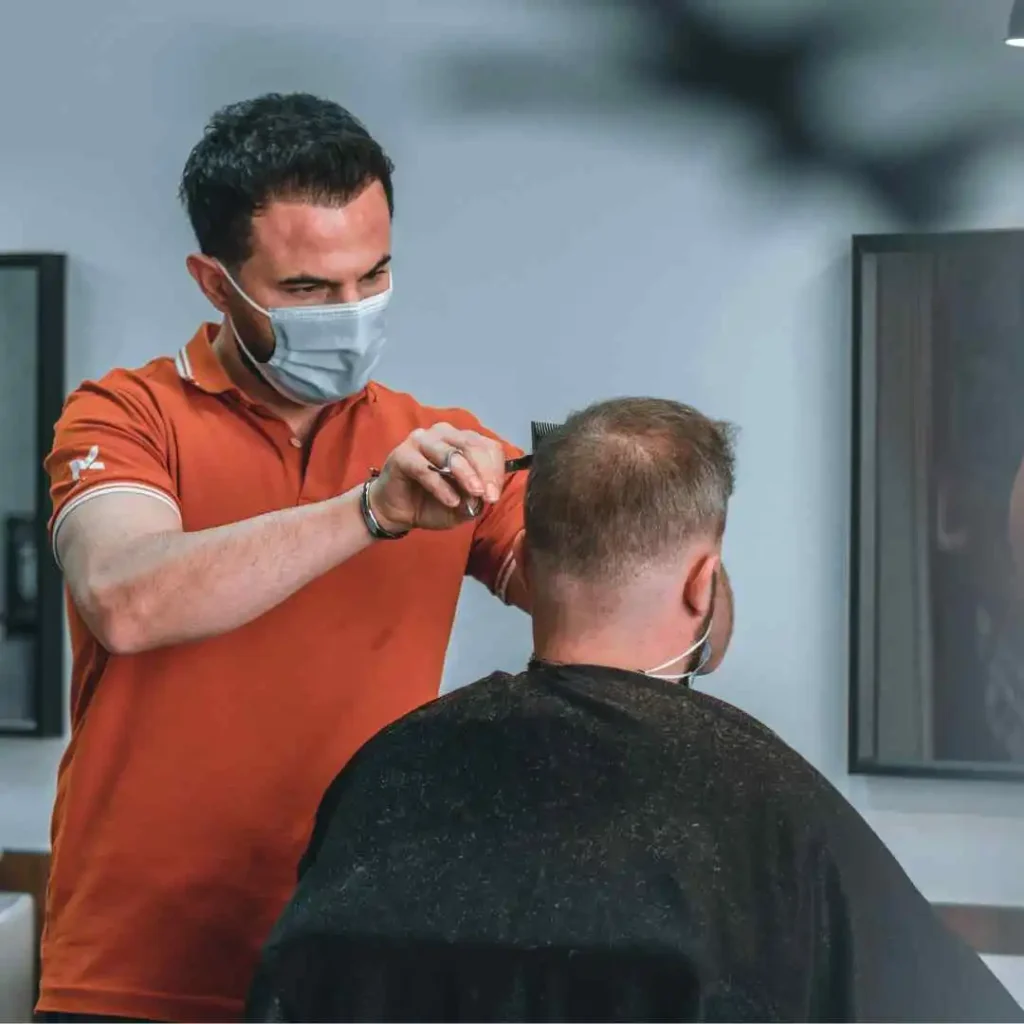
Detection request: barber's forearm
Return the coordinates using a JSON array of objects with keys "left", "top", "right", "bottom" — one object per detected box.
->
[
  {"left": 74, "top": 487, "right": 374, "bottom": 654},
  {"left": 702, "top": 563, "right": 733, "bottom": 674}
]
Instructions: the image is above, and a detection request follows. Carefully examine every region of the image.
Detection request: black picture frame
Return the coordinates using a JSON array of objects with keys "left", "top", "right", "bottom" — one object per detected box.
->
[
  {"left": 0, "top": 252, "right": 66, "bottom": 737},
  {"left": 850, "top": 229, "right": 1024, "bottom": 782}
]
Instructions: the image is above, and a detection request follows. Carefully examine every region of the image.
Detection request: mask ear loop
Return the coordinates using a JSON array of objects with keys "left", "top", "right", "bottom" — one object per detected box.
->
[
  {"left": 216, "top": 261, "right": 272, "bottom": 317},
  {"left": 644, "top": 615, "right": 714, "bottom": 681},
  {"left": 215, "top": 260, "right": 271, "bottom": 359},
  {"left": 215, "top": 262, "right": 291, "bottom": 398},
  {"left": 690, "top": 628, "right": 713, "bottom": 676}
]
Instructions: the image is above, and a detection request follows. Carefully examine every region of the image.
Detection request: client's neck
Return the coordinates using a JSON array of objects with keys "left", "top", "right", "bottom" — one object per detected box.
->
[
  {"left": 530, "top": 574, "right": 694, "bottom": 674},
  {"left": 533, "top": 632, "right": 651, "bottom": 673}
]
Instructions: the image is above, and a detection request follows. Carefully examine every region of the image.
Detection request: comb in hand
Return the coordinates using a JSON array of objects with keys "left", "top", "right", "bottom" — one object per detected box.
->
[
  {"left": 530, "top": 420, "right": 561, "bottom": 450},
  {"left": 506, "top": 421, "right": 562, "bottom": 473}
]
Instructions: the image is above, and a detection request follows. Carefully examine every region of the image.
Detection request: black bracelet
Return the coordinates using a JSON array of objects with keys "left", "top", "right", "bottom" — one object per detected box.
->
[{"left": 360, "top": 479, "right": 408, "bottom": 540}]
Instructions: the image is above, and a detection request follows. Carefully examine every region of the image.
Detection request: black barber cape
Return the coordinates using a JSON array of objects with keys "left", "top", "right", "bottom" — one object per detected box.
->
[{"left": 246, "top": 663, "right": 1022, "bottom": 1023}]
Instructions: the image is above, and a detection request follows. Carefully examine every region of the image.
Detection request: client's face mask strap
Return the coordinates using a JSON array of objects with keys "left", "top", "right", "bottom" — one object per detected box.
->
[
  {"left": 644, "top": 616, "right": 714, "bottom": 683},
  {"left": 644, "top": 574, "right": 718, "bottom": 683}
]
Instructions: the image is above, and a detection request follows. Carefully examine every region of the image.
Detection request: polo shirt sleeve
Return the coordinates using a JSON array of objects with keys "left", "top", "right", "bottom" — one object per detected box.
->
[
  {"left": 464, "top": 424, "right": 526, "bottom": 604},
  {"left": 46, "top": 374, "right": 180, "bottom": 562}
]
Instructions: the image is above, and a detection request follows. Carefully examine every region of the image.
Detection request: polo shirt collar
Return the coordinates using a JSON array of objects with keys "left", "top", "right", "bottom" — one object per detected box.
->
[{"left": 176, "top": 322, "right": 238, "bottom": 395}]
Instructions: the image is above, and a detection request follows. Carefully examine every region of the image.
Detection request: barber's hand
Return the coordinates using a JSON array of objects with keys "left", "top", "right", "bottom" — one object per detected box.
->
[{"left": 368, "top": 423, "right": 507, "bottom": 533}]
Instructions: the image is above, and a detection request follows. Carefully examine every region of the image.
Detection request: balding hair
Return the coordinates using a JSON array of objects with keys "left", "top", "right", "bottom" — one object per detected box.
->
[{"left": 524, "top": 397, "right": 737, "bottom": 585}]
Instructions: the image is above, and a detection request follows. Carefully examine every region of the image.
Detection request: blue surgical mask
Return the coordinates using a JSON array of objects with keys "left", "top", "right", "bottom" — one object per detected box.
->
[
  {"left": 220, "top": 264, "right": 392, "bottom": 405},
  {"left": 643, "top": 616, "right": 714, "bottom": 683}
]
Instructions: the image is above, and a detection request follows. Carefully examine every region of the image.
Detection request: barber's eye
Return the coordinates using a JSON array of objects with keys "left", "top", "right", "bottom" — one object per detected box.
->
[{"left": 284, "top": 284, "right": 326, "bottom": 300}]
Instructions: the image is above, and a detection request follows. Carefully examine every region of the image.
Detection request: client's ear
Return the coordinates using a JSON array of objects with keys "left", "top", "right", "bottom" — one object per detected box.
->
[{"left": 682, "top": 551, "right": 719, "bottom": 619}]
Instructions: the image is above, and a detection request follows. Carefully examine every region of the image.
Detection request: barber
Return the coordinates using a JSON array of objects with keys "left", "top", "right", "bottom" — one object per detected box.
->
[{"left": 38, "top": 93, "right": 731, "bottom": 1024}]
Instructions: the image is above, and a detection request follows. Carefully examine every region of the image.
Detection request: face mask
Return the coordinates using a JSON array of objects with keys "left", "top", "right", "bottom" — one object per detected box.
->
[
  {"left": 219, "top": 264, "right": 392, "bottom": 405},
  {"left": 643, "top": 616, "right": 714, "bottom": 683}
]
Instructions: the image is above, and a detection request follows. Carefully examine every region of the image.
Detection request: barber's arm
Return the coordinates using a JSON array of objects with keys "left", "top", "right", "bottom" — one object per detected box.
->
[
  {"left": 51, "top": 381, "right": 508, "bottom": 655},
  {"left": 465, "top": 426, "right": 530, "bottom": 609}
]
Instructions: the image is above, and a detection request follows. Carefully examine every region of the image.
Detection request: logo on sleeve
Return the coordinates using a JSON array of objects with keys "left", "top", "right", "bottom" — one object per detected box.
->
[{"left": 69, "top": 445, "right": 106, "bottom": 482}]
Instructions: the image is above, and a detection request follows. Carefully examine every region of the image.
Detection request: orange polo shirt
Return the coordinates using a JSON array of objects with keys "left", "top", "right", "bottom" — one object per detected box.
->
[{"left": 38, "top": 324, "right": 526, "bottom": 1023}]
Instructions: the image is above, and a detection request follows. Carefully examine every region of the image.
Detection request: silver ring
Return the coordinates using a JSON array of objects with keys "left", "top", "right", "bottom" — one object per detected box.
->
[{"left": 440, "top": 446, "right": 460, "bottom": 474}]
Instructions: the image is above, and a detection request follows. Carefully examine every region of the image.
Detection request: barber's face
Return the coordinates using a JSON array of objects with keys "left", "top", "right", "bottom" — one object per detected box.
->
[{"left": 188, "top": 180, "right": 393, "bottom": 362}]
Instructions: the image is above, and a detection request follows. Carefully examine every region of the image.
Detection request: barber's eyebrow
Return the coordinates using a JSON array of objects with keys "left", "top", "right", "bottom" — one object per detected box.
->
[
  {"left": 277, "top": 273, "right": 336, "bottom": 288},
  {"left": 277, "top": 255, "right": 392, "bottom": 289},
  {"left": 363, "top": 254, "right": 392, "bottom": 278}
]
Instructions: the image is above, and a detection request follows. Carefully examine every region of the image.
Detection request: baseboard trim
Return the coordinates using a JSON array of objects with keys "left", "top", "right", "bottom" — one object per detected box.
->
[{"left": 934, "top": 903, "right": 1024, "bottom": 957}]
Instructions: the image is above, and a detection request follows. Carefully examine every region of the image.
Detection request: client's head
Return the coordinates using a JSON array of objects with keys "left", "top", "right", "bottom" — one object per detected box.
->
[{"left": 524, "top": 397, "right": 737, "bottom": 681}]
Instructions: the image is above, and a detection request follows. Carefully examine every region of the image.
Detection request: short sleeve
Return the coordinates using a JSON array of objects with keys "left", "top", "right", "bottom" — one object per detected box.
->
[
  {"left": 464, "top": 424, "right": 526, "bottom": 603},
  {"left": 46, "top": 374, "right": 180, "bottom": 562}
]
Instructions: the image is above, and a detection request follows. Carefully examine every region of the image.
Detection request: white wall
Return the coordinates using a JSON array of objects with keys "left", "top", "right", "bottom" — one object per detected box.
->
[{"left": 1, "top": 0, "right": 1023, "bottom": 913}]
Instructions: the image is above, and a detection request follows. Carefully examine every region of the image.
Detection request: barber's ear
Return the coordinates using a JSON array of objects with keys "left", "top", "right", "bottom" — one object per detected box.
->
[
  {"left": 186, "top": 253, "right": 233, "bottom": 314},
  {"left": 683, "top": 552, "right": 719, "bottom": 618}
]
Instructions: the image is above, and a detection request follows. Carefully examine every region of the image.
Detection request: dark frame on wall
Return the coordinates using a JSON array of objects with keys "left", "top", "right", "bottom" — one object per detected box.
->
[
  {"left": 850, "top": 229, "right": 1024, "bottom": 782},
  {"left": 0, "top": 253, "right": 66, "bottom": 738}
]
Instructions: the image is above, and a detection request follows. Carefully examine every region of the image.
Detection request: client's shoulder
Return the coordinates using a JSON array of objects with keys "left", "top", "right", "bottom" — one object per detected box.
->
[
  {"left": 682, "top": 688, "right": 837, "bottom": 801},
  {"left": 397, "top": 671, "right": 531, "bottom": 731},
  {"left": 300, "top": 672, "right": 527, "bottom": 870},
  {"left": 687, "top": 687, "right": 794, "bottom": 747},
  {"left": 348, "top": 671, "right": 527, "bottom": 755}
]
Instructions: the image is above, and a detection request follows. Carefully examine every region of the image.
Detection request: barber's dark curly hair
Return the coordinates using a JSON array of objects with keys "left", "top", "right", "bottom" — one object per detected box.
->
[{"left": 180, "top": 92, "right": 394, "bottom": 268}]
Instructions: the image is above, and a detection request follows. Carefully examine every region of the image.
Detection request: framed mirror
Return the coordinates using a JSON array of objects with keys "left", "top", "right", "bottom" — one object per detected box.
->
[
  {"left": 0, "top": 253, "right": 66, "bottom": 736},
  {"left": 851, "top": 230, "right": 1024, "bottom": 780}
]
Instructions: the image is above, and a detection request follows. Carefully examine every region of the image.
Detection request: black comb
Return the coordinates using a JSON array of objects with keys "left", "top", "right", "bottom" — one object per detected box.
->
[
  {"left": 531, "top": 420, "right": 561, "bottom": 450},
  {"left": 504, "top": 420, "right": 562, "bottom": 472}
]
